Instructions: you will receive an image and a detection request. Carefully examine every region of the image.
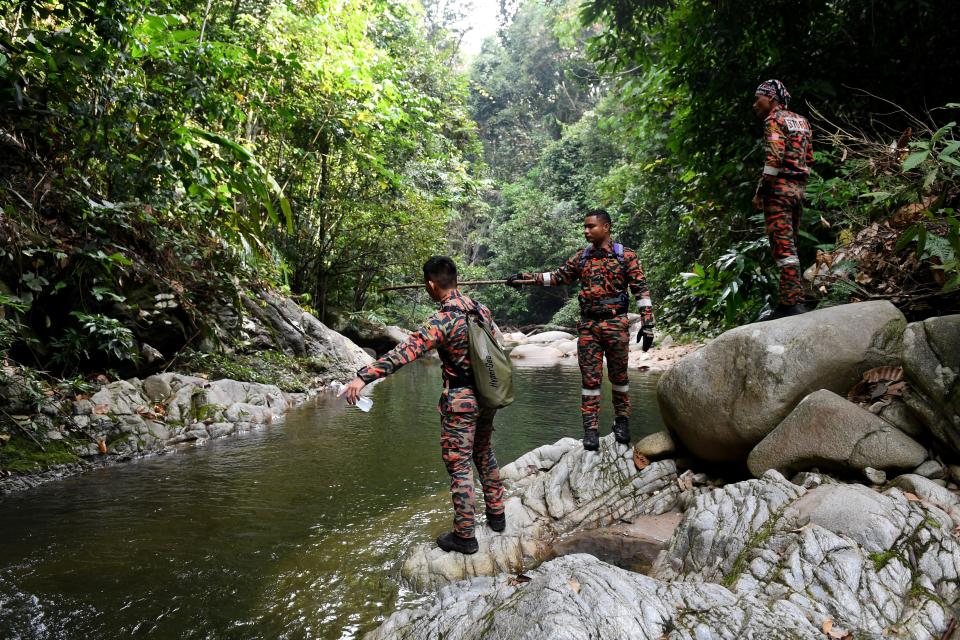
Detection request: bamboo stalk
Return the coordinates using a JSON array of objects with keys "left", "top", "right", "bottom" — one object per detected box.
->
[{"left": 379, "top": 279, "right": 535, "bottom": 292}]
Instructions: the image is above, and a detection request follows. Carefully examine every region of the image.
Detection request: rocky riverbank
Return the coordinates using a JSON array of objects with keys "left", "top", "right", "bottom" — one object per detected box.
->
[
  {"left": 0, "top": 290, "right": 372, "bottom": 494},
  {"left": 368, "top": 302, "right": 960, "bottom": 639}
]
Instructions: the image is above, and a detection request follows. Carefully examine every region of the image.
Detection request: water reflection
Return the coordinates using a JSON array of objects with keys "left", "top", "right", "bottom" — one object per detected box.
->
[{"left": 0, "top": 361, "right": 663, "bottom": 639}]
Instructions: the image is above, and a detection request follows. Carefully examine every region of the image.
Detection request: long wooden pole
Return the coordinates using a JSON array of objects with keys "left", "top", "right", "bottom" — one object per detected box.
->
[{"left": 379, "top": 279, "right": 535, "bottom": 292}]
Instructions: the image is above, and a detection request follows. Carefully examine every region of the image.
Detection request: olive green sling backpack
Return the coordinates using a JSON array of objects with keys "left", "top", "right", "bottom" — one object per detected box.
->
[{"left": 465, "top": 309, "right": 514, "bottom": 409}]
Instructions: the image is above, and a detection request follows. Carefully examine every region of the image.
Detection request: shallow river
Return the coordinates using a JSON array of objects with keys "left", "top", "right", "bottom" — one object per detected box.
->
[{"left": 0, "top": 361, "right": 664, "bottom": 639}]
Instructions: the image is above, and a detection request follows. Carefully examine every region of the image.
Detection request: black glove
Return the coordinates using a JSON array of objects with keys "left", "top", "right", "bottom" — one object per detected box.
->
[
  {"left": 506, "top": 273, "right": 526, "bottom": 289},
  {"left": 638, "top": 323, "right": 655, "bottom": 352}
]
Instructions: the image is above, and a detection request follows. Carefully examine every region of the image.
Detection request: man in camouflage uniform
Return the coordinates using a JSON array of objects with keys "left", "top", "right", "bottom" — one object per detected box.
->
[
  {"left": 340, "top": 256, "right": 505, "bottom": 555},
  {"left": 751, "top": 79, "right": 814, "bottom": 319},
  {"left": 508, "top": 210, "right": 655, "bottom": 451}
]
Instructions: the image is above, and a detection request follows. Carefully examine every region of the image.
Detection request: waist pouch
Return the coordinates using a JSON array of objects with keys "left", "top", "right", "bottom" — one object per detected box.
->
[{"left": 581, "top": 295, "right": 628, "bottom": 320}]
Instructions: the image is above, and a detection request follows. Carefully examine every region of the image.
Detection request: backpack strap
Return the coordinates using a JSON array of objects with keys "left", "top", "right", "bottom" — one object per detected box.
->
[{"left": 579, "top": 242, "right": 626, "bottom": 268}]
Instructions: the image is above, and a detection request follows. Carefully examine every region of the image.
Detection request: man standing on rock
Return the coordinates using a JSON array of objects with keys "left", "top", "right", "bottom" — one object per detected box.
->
[
  {"left": 507, "top": 210, "right": 655, "bottom": 451},
  {"left": 751, "top": 79, "right": 814, "bottom": 319},
  {"left": 340, "top": 256, "right": 505, "bottom": 556}
]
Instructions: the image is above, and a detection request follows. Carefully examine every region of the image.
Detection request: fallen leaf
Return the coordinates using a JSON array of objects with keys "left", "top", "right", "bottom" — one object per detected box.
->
[
  {"left": 633, "top": 449, "right": 650, "bottom": 471},
  {"left": 97, "top": 439, "right": 107, "bottom": 454},
  {"left": 863, "top": 366, "right": 904, "bottom": 383},
  {"left": 568, "top": 578, "right": 581, "bottom": 594},
  {"left": 507, "top": 573, "right": 532, "bottom": 587},
  {"left": 93, "top": 404, "right": 110, "bottom": 415},
  {"left": 0, "top": 434, "right": 10, "bottom": 446},
  {"left": 903, "top": 492, "right": 921, "bottom": 502}
]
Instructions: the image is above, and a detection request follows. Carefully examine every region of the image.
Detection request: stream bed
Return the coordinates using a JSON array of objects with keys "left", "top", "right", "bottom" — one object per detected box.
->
[{"left": 0, "top": 361, "right": 664, "bottom": 639}]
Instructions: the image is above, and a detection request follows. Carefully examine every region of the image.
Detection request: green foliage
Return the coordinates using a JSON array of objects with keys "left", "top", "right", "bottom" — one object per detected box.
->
[
  {"left": 176, "top": 349, "right": 331, "bottom": 392},
  {"left": 50, "top": 312, "right": 137, "bottom": 371}
]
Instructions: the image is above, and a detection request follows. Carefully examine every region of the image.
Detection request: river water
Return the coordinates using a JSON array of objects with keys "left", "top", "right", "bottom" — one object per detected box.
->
[{"left": 0, "top": 361, "right": 664, "bottom": 639}]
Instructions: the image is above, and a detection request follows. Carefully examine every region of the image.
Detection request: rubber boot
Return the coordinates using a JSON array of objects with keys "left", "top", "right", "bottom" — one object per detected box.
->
[
  {"left": 612, "top": 416, "right": 630, "bottom": 444},
  {"left": 436, "top": 531, "right": 479, "bottom": 554},
  {"left": 583, "top": 428, "right": 599, "bottom": 451},
  {"left": 486, "top": 511, "right": 506, "bottom": 532},
  {"left": 767, "top": 303, "right": 810, "bottom": 320}
]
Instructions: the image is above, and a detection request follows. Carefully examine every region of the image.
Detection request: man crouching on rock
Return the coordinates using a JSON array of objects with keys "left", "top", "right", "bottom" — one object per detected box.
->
[
  {"left": 340, "top": 256, "right": 506, "bottom": 555},
  {"left": 507, "top": 209, "right": 656, "bottom": 451}
]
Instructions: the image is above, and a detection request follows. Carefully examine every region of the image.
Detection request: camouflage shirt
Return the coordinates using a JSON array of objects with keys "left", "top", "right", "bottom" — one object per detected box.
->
[
  {"left": 356, "top": 290, "right": 498, "bottom": 413},
  {"left": 761, "top": 105, "right": 813, "bottom": 182},
  {"left": 528, "top": 242, "right": 655, "bottom": 324}
]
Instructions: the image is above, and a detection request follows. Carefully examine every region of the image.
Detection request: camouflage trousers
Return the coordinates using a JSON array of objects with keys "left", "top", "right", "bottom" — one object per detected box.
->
[
  {"left": 763, "top": 183, "right": 805, "bottom": 306},
  {"left": 577, "top": 315, "right": 630, "bottom": 432},
  {"left": 441, "top": 405, "right": 505, "bottom": 538}
]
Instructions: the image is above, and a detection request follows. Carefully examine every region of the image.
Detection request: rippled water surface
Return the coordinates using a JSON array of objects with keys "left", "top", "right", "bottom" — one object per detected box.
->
[{"left": 0, "top": 361, "right": 664, "bottom": 639}]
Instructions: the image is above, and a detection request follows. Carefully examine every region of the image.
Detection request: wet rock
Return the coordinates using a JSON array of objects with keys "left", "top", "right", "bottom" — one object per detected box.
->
[
  {"left": 554, "top": 339, "right": 577, "bottom": 355},
  {"left": 658, "top": 301, "right": 905, "bottom": 463},
  {"left": 72, "top": 399, "right": 93, "bottom": 415},
  {"left": 549, "top": 513, "right": 683, "bottom": 573},
  {"left": 864, "top": 467, "right": 887, "bottom": 484},
  {"left": 399, "top": 435, "right": 680, "bottom": 589},
  {"left": 633, "top": 430, "right": 676, "bottom": 460},
  {"left": 747, "top": 389, "right": 926, "bottom": 477},
  {"left": 206, "top": 422, "right": 234, "bottom": 439},
  {"left": 508, "top": 344, "right": 564, "bottom": 362},
  {"left": 914, "top": 459, "right": 946, "bottom": 479}
]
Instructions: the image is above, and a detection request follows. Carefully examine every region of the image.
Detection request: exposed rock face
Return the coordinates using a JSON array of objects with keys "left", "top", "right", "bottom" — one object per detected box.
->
[
  {"left": 901, "top": 315, "right": 960, "bottom": 457},
  {"left": 549, "top": 513, "right": 682, "bottom": 573},
  {"left": 373, "top": 471, "right": 960, "bottom": 639},
  {"left": 399, "top": 435, "right": 681, "bottom": 589},
  {"left": 658, "top": 301, "right": 905, "bottom": 462},
  {"left": 747, "top": 389, "right": 927, "bottom": 477},
  {"left": 240, "top": 289, "right": 372, "bottom": 381}
]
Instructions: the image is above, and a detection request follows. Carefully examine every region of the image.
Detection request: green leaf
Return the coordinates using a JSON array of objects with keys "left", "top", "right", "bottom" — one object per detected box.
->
[
  {"left": 902, "top": 151, "right": 929, "bottom": 171},
  {"left": 931, "top": 121, "right": 956, "bottom": 145},
  {"left": 895, "top": 224, "right": 920, "bottom": 252}
]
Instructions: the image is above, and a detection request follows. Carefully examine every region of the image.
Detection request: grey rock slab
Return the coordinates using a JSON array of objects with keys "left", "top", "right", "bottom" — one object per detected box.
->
[
  {"left": 368, "top": 554, "right": 822, "bottom": 640},
  {"left": 747, "top": 389, "right": 927, "bottom": 477},
  {"left": 400, "top": 435, "right": 680, "bottom": 589},
  {"left": 525, "top": 330, "right": 575, "bottom": 344},
  {"left": 658, "top": 301, "right": 905, "bottom": 462},
  {"left": 634, "top": 430, "right": 676, "bottom": 459}
]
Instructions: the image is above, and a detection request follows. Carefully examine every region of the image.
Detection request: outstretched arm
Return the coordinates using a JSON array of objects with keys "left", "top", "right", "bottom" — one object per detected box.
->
[
  {"left": 340, "top": 321, "right": 444, "bottom": 404},
  {"left": 508, "top": 251, "right": 583, "bottom": 288}
]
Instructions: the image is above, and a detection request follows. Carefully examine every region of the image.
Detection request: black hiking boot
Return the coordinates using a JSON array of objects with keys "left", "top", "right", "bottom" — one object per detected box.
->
[
  {"left": 486, "top": 511, "right": 506, "bottom": 532},
  {"left": 612, "top": 416, "right": 631, "bottom": 444},
  {"left": 436, "top": 531, "right": 479, "bottom": 555},
  {"left": 583, "top": 428, "right": 599, "bottom": 451},
  {"left": 766, "top": 303, "right": 810, "bottom": 321}
]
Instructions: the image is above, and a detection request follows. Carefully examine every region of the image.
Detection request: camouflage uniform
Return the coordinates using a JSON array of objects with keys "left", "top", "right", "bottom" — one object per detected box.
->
[
  {"left": 356, "top": 290, "right": 504, "bottom": 539},
  {"left": 523, "top": 243, "right": 654, "bottom": 431},
  {"left": 758, "top": 104, "right": 814, "bottom": 306}
]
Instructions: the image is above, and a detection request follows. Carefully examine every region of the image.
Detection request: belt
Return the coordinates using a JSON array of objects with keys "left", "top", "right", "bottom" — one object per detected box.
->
[{"left": 581, "top": 308, "right": 626, "bottom": 321}]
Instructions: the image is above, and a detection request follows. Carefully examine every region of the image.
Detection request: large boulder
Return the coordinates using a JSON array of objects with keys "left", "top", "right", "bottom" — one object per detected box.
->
[
  {"left": 747, "top": 389, "right": 927, "bottom": 477},
  {"left": 525, "top": 330, "right": 575, "bottom": 344},
  {"left": 399, "top": 435, "right": 681, "bottom": 589},
  {"left": 508, "top": 343, "right": 565, "bottom": 363},
  {"left": 240, "top": 290, "right": 372, "bottom": 381},
  {"left": 901, "top": 315, "right": 960, "bottom": 457},
  {"left": 658, "top": 301, "right": 905, "bottom": 462}
]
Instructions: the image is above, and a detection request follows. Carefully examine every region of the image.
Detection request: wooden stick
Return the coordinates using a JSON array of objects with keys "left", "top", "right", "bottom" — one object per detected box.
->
[{"left": 379, "top": 279, "right": 535, "bottom": 292}]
